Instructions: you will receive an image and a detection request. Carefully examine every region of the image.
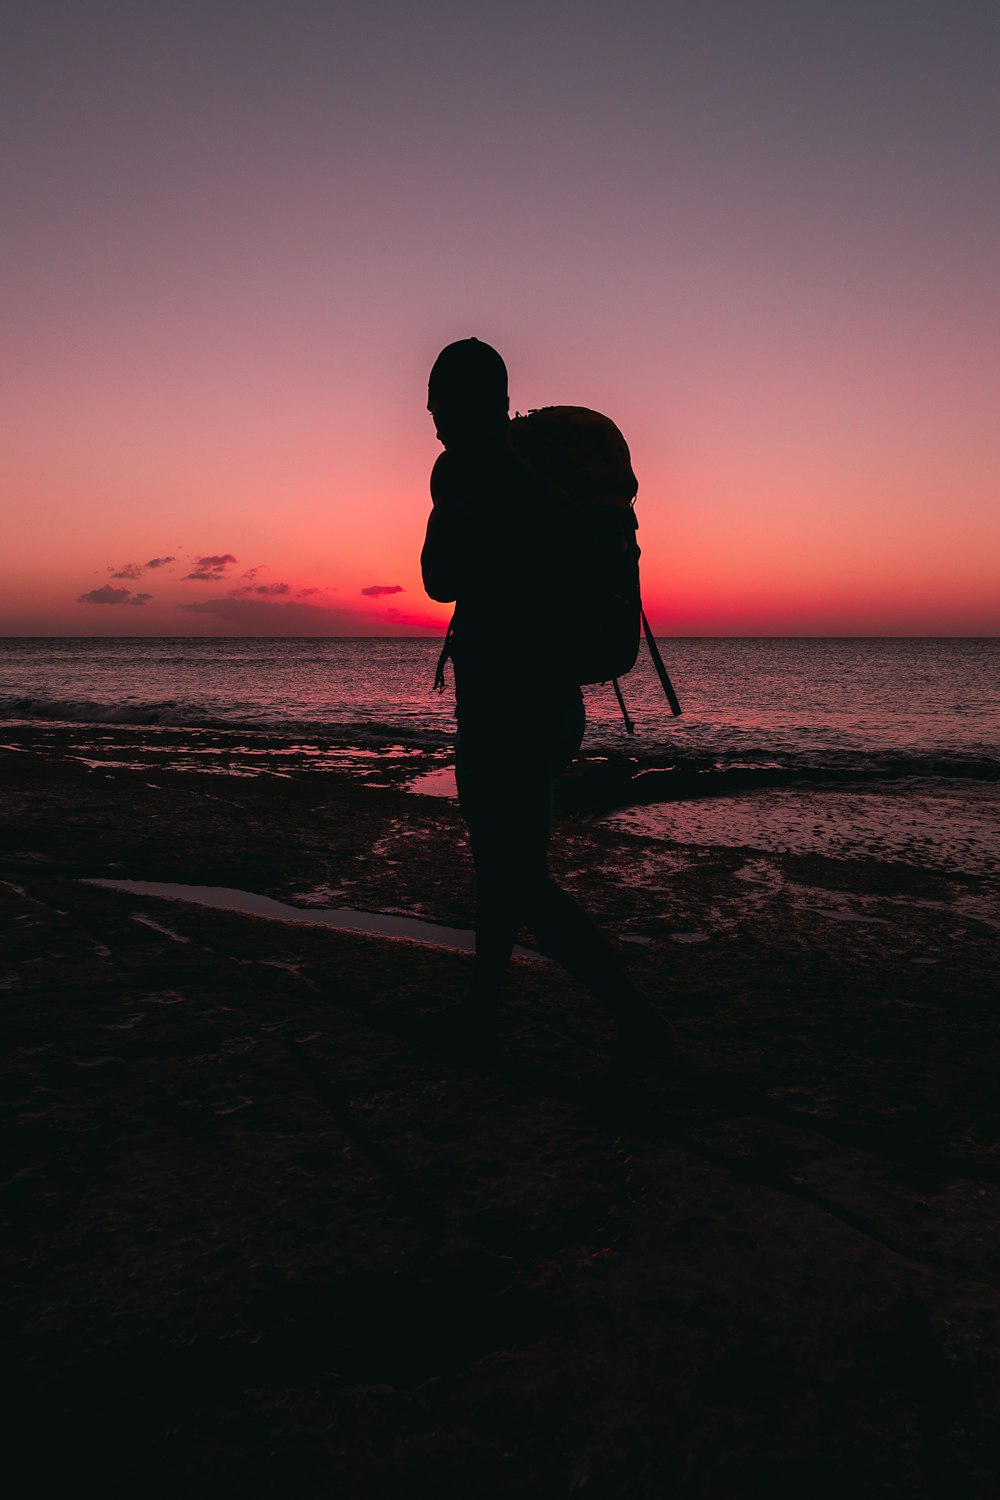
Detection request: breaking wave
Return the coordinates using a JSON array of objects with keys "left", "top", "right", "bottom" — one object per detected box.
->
[
  {"left": 0, "top": 696, "right": 452, "bottom": 749},
  {"left": 5, "top": 694, "right": 1000, "bottom": 792}
]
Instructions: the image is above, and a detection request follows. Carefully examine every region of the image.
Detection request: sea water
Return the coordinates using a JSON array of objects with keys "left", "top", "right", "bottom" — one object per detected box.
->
[{"left": 2, "top": 636, "right": 997, "bottom": 877}]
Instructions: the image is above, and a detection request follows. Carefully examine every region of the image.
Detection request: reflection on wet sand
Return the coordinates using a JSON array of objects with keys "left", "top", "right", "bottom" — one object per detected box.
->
[{"left": 84, "top": 877, "right": 542, "bottom": 958}]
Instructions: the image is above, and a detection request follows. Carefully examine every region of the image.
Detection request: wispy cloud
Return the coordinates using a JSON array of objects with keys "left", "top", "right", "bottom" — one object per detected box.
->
[
  {"left": 229, "top": 582, "right": 291, "bottom": 598},
  {"left": 177, "top": 595, "right": 435, "bottom": 635},
  {"left": 182, "top": 553, "right": 238, "bottom": 581},
  {"left": 360, "top": 584, "right": 405, "bottom": 597},
  {"left": 110, "top": 555, "right": 175, "bottom": 579},
  {"left": 128, "top": 592, "right": 153, "bottom": 606}
]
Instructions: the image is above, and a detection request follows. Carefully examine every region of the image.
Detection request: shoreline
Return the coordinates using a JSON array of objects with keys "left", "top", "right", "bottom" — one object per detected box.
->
[
  {"left": 3, "top": 714, "right": 999, "bottom": 870},
  {"left": 3, "top": 744, "right": 999, "bottom": 1495}
]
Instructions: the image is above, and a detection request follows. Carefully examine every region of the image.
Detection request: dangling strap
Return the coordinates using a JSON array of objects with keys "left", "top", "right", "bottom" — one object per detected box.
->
[
  {"left": 640, "top": 606, "right": 682, "bottom": 716},
  {"left": 612, "top": 677, "right": 635, "bottom": 735},
  {"left": 433, "top": 612, "right": 457, "bottom": 693}
]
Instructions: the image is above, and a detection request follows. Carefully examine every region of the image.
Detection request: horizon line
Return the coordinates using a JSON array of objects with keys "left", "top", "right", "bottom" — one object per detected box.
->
[{"left": 2, "top": 634, "right": 998, "bottom": 643}]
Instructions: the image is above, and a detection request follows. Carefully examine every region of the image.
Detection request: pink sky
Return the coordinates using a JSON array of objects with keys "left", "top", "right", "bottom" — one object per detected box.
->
[{"left": 3, "top": 2, "right": 998, "bottom": 636}]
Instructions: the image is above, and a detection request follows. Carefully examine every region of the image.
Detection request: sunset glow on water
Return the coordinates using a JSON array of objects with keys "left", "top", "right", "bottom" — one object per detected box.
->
[{"left": 3, "top": 636, "right": 997, "bottom": 880}]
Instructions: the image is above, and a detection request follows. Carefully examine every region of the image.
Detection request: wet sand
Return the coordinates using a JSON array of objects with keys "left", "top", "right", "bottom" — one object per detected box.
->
[{"left": 2, "top": 736, "right": 999, "bottom": 1498}]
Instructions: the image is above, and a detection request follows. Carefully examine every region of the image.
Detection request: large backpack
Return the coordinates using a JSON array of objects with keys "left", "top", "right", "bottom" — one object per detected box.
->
[
  {"left": 515, "top": 406, "right": 680, "bottom": 729},
  {"left": 435, "top": 406, "right": 681, "bottom": 730}
]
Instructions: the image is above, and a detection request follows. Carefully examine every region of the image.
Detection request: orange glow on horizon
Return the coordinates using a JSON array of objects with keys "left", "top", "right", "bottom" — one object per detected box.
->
[{"left": 3, "top": 7, "right": 998, "bottom": 638}]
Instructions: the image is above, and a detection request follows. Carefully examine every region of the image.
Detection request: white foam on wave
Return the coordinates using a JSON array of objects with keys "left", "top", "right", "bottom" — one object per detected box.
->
[{"left": 0, "top": 697, "right": 452, "bottom": 748}]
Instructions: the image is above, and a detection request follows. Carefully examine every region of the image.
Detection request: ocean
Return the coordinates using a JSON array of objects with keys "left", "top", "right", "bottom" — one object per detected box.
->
[{"left": 2, "top": 636, "right": 998, "bottom": 880}]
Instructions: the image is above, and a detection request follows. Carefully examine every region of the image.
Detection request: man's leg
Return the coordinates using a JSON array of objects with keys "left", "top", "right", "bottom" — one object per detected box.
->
[
  {"left": 454, "top": 727, "right": 541, "bottom": 1032},
  {"left": 523, "top": 877, "right": 675, "bottom": 1047}
]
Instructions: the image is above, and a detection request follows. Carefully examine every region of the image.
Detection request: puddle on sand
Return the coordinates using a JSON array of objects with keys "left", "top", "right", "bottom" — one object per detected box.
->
[
  {"left": 83, "top": 878, "right": 541, "bottom": 958},
  {"left": 407, "top": 765, "right": 458, "bottom": 799}
]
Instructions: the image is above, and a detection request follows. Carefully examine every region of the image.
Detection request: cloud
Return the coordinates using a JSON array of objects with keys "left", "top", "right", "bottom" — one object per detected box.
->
[
  {"left": 369, "top": 604, "right": 445, "bottom": 631},
  {"left": 78, "top": 585, "right": 136, "bottom": 605},
  {"left": 229, "top": 582, "right": 291, "bottom": 598},
  {"left": 110, "top": 555, "right": 175, "bottom": 578},
  {"left": 127, "top": 592, "right": 153, "bottom": 606},
  {"left": 182, "top": 552, "right": 238, "bottom": 581},
  {"left": 360, "top": 584, "right": 405, "bottom": 597},
  {"left": 296, "top": 587, "right": 320, "bottom": 598},
  {"left": 241, "top": 565, "right": 265, "bottom": 580}
]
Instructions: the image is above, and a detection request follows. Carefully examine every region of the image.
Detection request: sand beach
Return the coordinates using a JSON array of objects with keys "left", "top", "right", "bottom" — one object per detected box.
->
[{"left": 2, "top": 724, "right": 999, "bottom": 1497}]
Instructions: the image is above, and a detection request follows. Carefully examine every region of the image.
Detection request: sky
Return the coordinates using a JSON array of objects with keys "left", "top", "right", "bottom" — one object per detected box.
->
[{"left": 2, "top": 0, "right": 998, "bottom": 636}]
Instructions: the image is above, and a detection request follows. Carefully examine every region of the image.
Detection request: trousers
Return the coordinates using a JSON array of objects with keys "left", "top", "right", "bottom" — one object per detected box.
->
[{"left": 453, "top": 680, "right": 630, "bottom": 1001}]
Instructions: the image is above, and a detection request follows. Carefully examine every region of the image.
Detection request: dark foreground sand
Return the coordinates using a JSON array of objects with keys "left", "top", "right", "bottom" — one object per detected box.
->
[{"left": 2, "top": 741, "right": 999, "bottom": 1498}]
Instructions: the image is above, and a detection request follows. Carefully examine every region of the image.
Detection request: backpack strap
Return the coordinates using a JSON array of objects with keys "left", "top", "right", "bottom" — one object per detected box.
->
[
  {"left": 612, "top": 677, "right": 635, "bottom": 735},
  {"left": 640, "top": 606, "right": 682, "bottom": 716}
]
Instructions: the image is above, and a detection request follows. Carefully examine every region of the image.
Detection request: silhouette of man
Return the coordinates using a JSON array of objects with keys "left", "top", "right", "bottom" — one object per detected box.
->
[{"left": 421, "top": 337, "right": 674, "bottom": 1054}]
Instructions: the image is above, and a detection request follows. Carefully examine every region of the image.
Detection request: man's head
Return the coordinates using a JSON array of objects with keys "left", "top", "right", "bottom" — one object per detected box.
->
[{"left": 427, "top": 337, "right": 509, "bottom": 448}]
